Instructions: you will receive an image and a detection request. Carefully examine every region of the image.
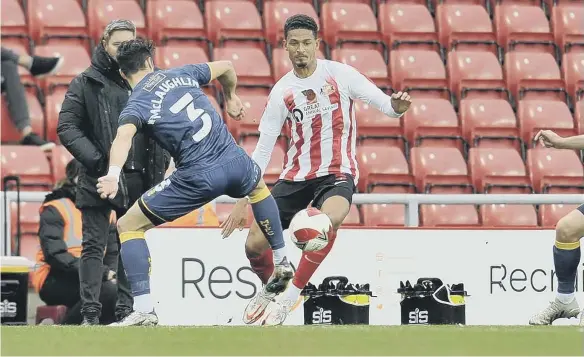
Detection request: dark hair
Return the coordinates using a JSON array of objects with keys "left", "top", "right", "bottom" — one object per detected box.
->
[
  {"left": 284, "top": 14, "right": 318, "bottom": 39},
  {"left": 116, "top": 38, "right": 155, "bottom": 77}
]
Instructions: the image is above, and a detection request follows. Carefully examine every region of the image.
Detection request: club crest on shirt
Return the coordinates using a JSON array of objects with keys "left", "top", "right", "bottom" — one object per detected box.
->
[{"left": 321, "top": 83, "right": 335, "bottom": 96}]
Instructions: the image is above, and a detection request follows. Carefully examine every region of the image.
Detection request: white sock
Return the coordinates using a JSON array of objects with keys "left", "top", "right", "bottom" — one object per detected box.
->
[
  {"left": 272, "top": 247, "right": 287, "bottom": 264},
  {"left": 556, "top": 293, "right": 575, "bottom": 304},
  {"left": 134, "top": 294, "right": 154, "bottom": 313},
  {"left": 284, "top": 283, "right": 303, "bottom": 302}
]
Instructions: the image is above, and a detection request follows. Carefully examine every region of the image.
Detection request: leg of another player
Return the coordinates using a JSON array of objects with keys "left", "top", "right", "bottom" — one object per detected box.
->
[
  {"left": 242, "top": 179, "right": 294, "bottom": 325},
  {"left": 264, "top": 195, "right": 350, "bottom": 326},
  {"left": 530, "top": 206, "right": 584, "bottom": 325},
  {"left": 109, "top": 202, "right": 158, "bottom": 326}
]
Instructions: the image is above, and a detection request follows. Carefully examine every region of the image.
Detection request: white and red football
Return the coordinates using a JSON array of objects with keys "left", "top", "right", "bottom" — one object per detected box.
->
[{"left": 289, "top": 207, "right": 332, "bottom": 252}]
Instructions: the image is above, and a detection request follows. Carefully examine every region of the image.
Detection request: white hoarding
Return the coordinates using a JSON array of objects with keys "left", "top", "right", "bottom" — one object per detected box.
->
[{"left": 145, "top": 228, "right": 583, "bottom": 326}]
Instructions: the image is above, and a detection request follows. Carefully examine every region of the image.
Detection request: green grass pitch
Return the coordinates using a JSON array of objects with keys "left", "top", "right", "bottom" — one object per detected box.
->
[{"left": 1, "top": 325, "right": 583, "bottom": 356}]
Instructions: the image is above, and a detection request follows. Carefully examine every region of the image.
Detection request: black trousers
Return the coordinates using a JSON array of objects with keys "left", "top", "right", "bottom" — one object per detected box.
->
[
  {"left": 39, "top": 272, "right": 117, "bottom": 325},
  {"left": 79, "top": 172, "right": 145, "bottom": 319}
]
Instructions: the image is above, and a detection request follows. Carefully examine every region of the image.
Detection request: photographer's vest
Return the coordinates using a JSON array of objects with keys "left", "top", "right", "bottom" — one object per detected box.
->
[{"left": 32, "top": 198, "right": 115, "bottom": 292}]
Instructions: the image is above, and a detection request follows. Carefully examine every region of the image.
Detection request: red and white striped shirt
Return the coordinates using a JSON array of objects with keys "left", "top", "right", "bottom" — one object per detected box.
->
[{"left": 252, "top": 59, "right": 402, "bottom": 184}]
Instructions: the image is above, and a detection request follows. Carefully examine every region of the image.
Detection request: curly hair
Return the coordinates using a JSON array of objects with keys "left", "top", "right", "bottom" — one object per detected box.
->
[{"left": 284, "top": 14, "right": 318, "bottom": 39}]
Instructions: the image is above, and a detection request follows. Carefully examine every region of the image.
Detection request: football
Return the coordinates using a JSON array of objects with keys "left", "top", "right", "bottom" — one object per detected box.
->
[{"left": 289, "top": 207, "right": 333, "bottom": 252}]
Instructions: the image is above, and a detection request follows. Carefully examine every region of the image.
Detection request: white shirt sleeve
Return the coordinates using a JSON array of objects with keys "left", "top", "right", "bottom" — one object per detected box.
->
[
  {"left": 340, "top": 63, "right": 403, "bottom": 118},
  {"left": 251, "top": 86, "right": 288, "bottom": 175}
]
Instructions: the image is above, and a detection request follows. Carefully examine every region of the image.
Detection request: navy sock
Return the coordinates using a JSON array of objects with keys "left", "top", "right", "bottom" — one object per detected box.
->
[
  {"left": 250, "top": 188, "right": 285, "bottom": 251},
  {"left": 553, "top": 241, "right": 581, "bottom": 294},
  {"left": 120, "top": 231, "right": 152, "bottom": 298}
]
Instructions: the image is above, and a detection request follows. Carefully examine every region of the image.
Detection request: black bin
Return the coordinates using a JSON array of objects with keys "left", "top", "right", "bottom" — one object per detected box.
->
[
  {"left": 398, "top": 277, "right": 468, "bottom": 325},
  {"left": 301, "top": 276, "right": 372, "bottom": 325},
  {"left": 1, "top": 257, "right": 30, "bottom": 325}
]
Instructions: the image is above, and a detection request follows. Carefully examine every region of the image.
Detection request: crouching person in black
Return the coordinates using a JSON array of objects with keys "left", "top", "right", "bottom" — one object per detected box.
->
[{"left": 32, "top": 159, "right": 118, "bottom": 325}]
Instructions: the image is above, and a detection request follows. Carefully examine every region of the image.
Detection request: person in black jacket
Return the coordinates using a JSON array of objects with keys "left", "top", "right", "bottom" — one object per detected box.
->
[
  {"left": 57, "top": 20, "right": 169, "bottom": 325},
  {"left": 33, "top": 159, "right": 117, "bottom": 325}
]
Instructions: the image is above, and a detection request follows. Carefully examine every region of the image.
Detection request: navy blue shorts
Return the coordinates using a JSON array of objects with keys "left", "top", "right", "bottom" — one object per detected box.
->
[
  {"left": 578, "top": 204, "right": 584, "bottom": 215},
  {"left": 138, "top": 153, "right": 261, "bottom": 225}
]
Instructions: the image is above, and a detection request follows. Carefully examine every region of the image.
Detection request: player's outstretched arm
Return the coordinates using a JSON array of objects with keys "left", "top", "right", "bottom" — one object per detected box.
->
[
  {"left": 342, "top": 63, "right": 411, "bottom": 117},
  {"left": 535, "top": 131, "right": 584, "bottom": 150},
  {"left": 207, "top": 61, "right": 237, "bottom": 99},
  {"left": 96, "top": 124, "right": 137, "bottom": 200},
  {"left": 206, "top": 61, "right": 246, "bottom": 121}
]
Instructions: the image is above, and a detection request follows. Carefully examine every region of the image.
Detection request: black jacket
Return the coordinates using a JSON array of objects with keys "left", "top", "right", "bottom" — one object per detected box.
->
[
  {"left": 38, "top": 183, "right": 117, "bottom": 281},
  {"left": 57, "top": 45, "right": 169, "bottom": 209}
]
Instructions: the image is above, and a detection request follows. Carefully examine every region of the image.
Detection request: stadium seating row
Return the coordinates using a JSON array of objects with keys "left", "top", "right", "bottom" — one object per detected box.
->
[
  {"left": 3, "top": 0, "right": 583, "bottom": 53},
  {"left": 2, "top": 144, "right": 582, "bottom": 196}
]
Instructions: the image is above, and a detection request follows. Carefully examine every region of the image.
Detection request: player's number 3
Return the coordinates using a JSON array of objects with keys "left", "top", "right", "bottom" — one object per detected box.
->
[{"left": 169, "top": 92, "right": 212, "bottom": 143}]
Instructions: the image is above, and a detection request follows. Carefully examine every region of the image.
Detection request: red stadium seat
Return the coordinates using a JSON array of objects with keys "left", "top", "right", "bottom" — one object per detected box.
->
[
  {"left": 389, "top": 49, "right": 447, "bottom": 95},
  {"left": 410, "top": 147, "right": 472, "bottom": 193},
  {"left": 552, "top": 3, "right": 584, "bottom": 51},
  {"left": 341, "top": 205, "right": 361, "bottom": 227},
  {"left": 504, "top": 51, "right": 563, "bottom": 101},
  {"left": 540, "top": 204, "right": 580, "bottom": 228},
  {"left": 44, "top": 88, "right": 67, "bottom": 143},
  {"left": 402, "top": 98, "right": 461, "bottom": 149},
  {"left": 0, "top": 145, "right": 53, "bottom": 190},
  {"left": 230, "top": 92, "right": 268, "bottom": 139},
  {"left": 356, "top": 144, "right": 413, "bottom": 193},
  {"left": 362, "top": 204, "right": 405, "bottom": 227},
  {"left": 271, "top": 48, "right": 325, "bottom": 81},
  {"left": 469, "top": 147, "right": 531, "bottom": 193},
  {"left": 155, "top": 45, "right": 209, "bottom": 69},
  {"left": 353, "top": 100, "right": 404, "bottom": 148},
  {"left": 331, "top": 48, "right": 389, "bottom": 89},
  {"left": 264, "top": 1, "right": 319, "bottom": 46},
  {"left": 205, "top": 1, "right": 264, "bottom": 47},
  {"left": 49, "top": 145, "right": 74, "bottom": 183},
  {"left": 562, "top": 52, "right": 584, "bottom": 100},
  {"left": 147, "top": 0, "right": 206, "bottom": 48},
  {"left": 420, "top": 204, "right": 480, "bottom": 227},
  {"left": 459, "top": 98, "right": 520, "bottom": 151},
  {"left": 213, "top": 47, "right": 272, "bottom": 87},
  {"left": 321, "top": 2, "right": 382, "bottom": 50},
  {"left": 10, "top": 201, "right": 42, "bottom": 236},
  {"left": 527, "top": 148, "right": 584, "bottom": 193},
  {"left": 27, "top": 0, "right": 89, "bottom": 47},
  {"left": 517, "top": 99, "right": 575, "bottom": 147},
  {"left": 495, "top": 4, "right": 552, "bottom": 50},
  {"left": 1, "top": 92, "right": 45, "bottom": 144},
  {"left": 34, "top": 44, "right": 90, "bottom": 93},
  {"left": 436, "top": 4, "right": 494, "bottom": 50},
  {"left": 447, "top": 50, "right": 505, "bottom": 100},
  {"left": 1, "top": 0, "right": 28, "bottom": 45},
  {"left": 86, "top": 0, "right": 146, "bottom": 43},
  {"left": 480, "top": 204, "right": 538, "bottom": 227},
  {"left": 378, "top": 3, "right": 436, "bottom": 46}
]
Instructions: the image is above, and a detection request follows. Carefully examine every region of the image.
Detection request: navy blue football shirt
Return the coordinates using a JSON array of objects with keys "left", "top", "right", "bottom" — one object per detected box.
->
[{"left": 119, "top": 64, "right": 239, "bottom": 169}]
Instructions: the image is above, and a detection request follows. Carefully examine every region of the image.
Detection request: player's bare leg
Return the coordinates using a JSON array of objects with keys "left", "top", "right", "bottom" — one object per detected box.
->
[
  {"left": 242, "top": 180, "right": 293, "bottom": 324},
  {"left": 530, "top": 207, "right": 584, "bottom": 325},
  {"left": 263, "top": 195, "right": 350, "bottom": 325},
  {"left": 109, "top": 202, "right": 159, "bottom": 327}
]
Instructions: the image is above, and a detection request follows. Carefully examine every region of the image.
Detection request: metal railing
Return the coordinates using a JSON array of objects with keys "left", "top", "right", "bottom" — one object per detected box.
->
[{"left": 2, "top": 191, "right": 582, "bottom": 256}]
